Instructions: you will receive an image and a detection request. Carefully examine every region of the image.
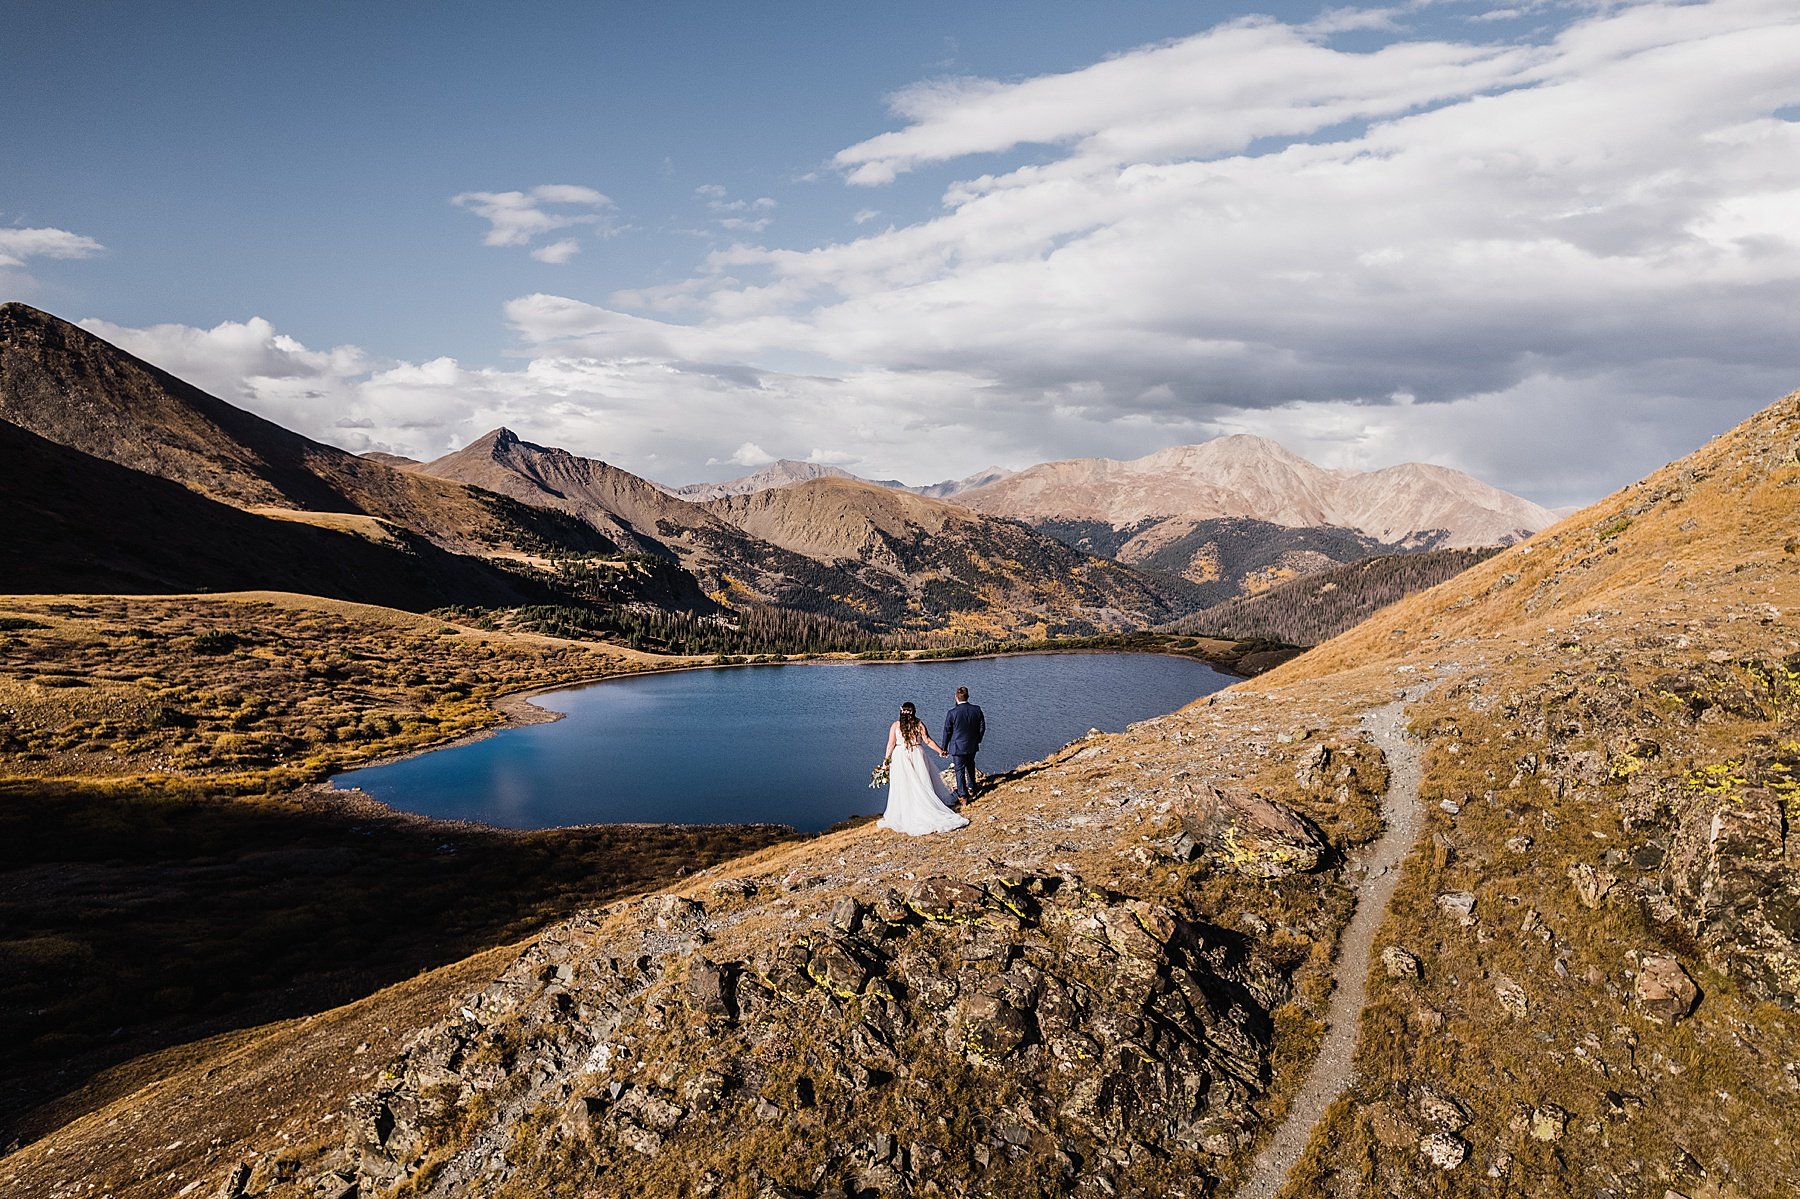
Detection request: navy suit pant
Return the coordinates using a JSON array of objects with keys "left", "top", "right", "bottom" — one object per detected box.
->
[{"left": 950, "top": 753, "right": 978, "bottom": 800}]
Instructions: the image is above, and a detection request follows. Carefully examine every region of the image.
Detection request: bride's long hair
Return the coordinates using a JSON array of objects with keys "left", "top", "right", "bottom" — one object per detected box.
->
[{"left": 897, "top": 701, "right": 923, "bottom": 746}]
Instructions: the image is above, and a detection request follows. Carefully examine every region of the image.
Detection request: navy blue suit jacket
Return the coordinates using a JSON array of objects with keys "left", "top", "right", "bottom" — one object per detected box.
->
[{"left": 942, "top": 702, "right": 985, "bottom": 756}]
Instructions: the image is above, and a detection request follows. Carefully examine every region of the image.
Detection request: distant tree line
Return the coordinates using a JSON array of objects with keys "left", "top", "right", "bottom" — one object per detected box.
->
[
  {"left": 436, "top": 601, "right": 893, "bottom": 656},
  {"left": 1169, "top": 547, "right": 1501, "bottom": 646}
]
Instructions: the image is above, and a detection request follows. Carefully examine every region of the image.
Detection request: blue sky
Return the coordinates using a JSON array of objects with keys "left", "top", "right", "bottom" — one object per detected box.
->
[
  {"left": 9, "top": 3, "right": 1269, "bottom": 360},
  {"left": 6, "top": 1, "right": 1800, "bottom": 504}
]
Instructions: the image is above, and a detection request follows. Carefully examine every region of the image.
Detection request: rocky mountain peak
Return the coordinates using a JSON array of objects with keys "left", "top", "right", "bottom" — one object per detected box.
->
[
  {"left": 954, "top": 433, "right": 1555, "bottom": 550},
  {"left": 470, "top": 426, "right": 526, "bottom": 457}
]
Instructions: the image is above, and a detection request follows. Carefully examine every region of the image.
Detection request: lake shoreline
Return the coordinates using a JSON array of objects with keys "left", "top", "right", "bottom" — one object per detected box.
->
[
  {"left": 326, "top": 642, "right": 1250, "bottom": 789},
  {"left": 329, "top": 648, "right": 1237, "bottom": 833}
]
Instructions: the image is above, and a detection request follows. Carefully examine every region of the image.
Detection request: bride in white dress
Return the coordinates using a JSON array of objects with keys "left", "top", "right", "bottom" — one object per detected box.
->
[{"left": 878, "top": 702, "right": 969, "bottom": 836}]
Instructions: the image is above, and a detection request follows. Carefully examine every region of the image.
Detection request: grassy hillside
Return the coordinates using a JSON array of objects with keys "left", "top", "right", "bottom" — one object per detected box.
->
[
  {"left": 1240, "top": 390, "right": 1800, "bottom": 1195},
  {"left": 0, "top": 593, "right": 798, "bottom": 1148}
]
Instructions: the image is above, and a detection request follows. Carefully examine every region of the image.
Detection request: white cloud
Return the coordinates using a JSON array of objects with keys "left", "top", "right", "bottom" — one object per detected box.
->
[
  {"left": 709, "top": 441, "right": 776, "bottom": 467},
  {"left": 695, "top": 185, "right": 776, "bottom": 236},
  {"left": 451, "top": 184, "right": 614, "bottom": 261},
  {"left": 0, "top": 224, "right": 105, "bottom": 267},
  {"left": 530, "top": 238, "right": 582, "bottom": 264},
  {"left": 853, "top": 209, "right": 882, "bottom": 225},
  {"left": 831, "top": 16, "right": 1532, "bottom": 184}
]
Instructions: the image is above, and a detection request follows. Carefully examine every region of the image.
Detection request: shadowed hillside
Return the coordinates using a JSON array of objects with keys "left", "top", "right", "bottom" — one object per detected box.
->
[
  {"left": 0, "top": 304, "right": 619, "bottom": 561},
  {"left": 1170, "top": 546, "right": 1503, "bottom": 645},
  {"left": 0, "top": 421, "right": 577, "bottom": 610},
  {"left": 704, "top": 475, "right": 1202, "bottom": 635}
]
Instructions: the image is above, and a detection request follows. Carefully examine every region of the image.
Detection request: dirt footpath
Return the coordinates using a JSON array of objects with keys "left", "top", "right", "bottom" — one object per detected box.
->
[{"left": 1236, "top": 695, "right": 1427, "bottom": 1199}]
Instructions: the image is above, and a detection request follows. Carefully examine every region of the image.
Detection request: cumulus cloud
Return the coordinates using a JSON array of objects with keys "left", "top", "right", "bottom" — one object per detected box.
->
[
  {"left": 511, "top": 0, "right": 1800, "bottom": 505},
  {"left": 71, "top": 311, "right": 963, "bottom": 487},
  {"left": 451, "top": 184, "right": 614, "bottom": 261}
]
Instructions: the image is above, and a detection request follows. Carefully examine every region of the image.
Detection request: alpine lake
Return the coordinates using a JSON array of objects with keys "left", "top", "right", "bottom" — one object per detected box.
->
[{"left": 336, "top": 652, "right": 1234, "bottom": 832}]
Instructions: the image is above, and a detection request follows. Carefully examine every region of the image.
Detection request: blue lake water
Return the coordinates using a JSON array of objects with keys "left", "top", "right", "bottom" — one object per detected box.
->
[{"left": 336, "top": 653, "right": 1233, "bottom": 832}]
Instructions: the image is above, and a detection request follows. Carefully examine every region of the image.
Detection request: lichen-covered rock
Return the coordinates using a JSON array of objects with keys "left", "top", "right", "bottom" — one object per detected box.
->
[
  {"left": 333, "top": 871, "right": 1290, "bottom": 1198},
  {"left": 1528, "top": 1104, "right": 1567, "bottom": 1141},
  {"left": 1180, "top": 784, "right": 1329, "bottom": 878},
  {"left": 1419, "top": 1130, "right": 1468, "bottom": 1170},
  {"left": 1382, "top": 945, "right": 1423, "bottom": 979},
  {"left": 1416, "top": 1086, "right": 1470, "bottom": 1133},
  {"left": 1664, "top": 786, "right": 1799, "bottom": 1004},
  {"left": 805, "top": 935, "right": 875, "bottom": 998},
  {"left": 1494, "top": 975, "right": 1529, "bottom": 1019},
  {"left": 904, "top": 876, "right": 988, "bottom": 921},
  {"left": 1634, "top": 954, "right": 1700, "bottom": 1025},
  {"left": 686, "top": 957, "right": 734, "bottom": 1018},
  {"left": 955, "top": 989, "right": 1034, "bottom": 1061}
]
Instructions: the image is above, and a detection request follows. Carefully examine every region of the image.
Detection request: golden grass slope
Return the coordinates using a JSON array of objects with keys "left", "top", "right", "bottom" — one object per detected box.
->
[{"left": 1231, "top": 390, "right": 1800, "bottom": 1197}]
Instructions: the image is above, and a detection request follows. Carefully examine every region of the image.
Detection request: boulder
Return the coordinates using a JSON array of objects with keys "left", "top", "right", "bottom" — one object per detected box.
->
[
  {"left": 1381, "top": 946, "right": 1423, "bottom": 980},
  {"left": 1181, "top": 785, "right": 1328, "bottom": 879},
  {"left": 1528, "top": 1104, "right": 1566, "bottom": 1142},
  {"left": 1568, "top": 863, "right": 1617, "bottom": 909},
  {"left": 1436, "top": 891, "right": 1477, "bottom": 924},
  {"left": 905, "top": 877, "right": 988, "bottom": 922},
  {"left": 830, "top": 896, "right": 866, "bottom": 934},
  {"left": 687, "top": 958, "right": 734, "bottom": 1019},
  {"left": 1416, "top": 1087, "right": 1470, "bottom": 1132},
  {"left": 1494, "top": 975, "right": 1529, "bottom": 1019},
  {"left": 805, "top": 937, "right": 874, "bottom": 999},
  {"left": 1634, "top": 955, "right": 1700, "bottom": 1025},
  {"left": 957, "top": 990, "right": 1034, "bottom": 1061},
  {"left": 1665, "top": 787, "right": 1799, "bottom": 1004},
  {"left": 1420, "top": 1131, "right": 1469, "bottom": 1170},
  {"left": 650, "top": 894, "right": 708, "bottom": 934}
]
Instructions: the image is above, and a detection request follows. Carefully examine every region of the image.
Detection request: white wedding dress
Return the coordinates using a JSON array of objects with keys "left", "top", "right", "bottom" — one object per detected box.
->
[{"left": 879, "top": 733, "right": 969, "bottom": 836}]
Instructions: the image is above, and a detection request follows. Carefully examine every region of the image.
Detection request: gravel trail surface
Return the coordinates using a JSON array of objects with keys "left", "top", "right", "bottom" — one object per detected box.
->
[{"left": 1234, "top": 696, "right": 1425, "bottom": 1199}]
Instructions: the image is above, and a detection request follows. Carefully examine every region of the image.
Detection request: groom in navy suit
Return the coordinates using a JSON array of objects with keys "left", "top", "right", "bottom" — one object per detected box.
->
[{"left": 942, "top": 686, "right": 986, "bottom": 802}]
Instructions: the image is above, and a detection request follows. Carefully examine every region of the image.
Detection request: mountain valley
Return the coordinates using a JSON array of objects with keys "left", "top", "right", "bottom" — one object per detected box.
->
[
  {"left": 3, "top": 335, "right": 1796, "bottom": 1196},
  {"left": 6, "top": 296, "right": 1795, "bottom": 1199}
]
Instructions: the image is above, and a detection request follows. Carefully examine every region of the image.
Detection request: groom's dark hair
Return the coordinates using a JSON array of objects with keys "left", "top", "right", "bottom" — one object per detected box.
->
[{"left": 956, "top": 686, "right": 969, "bottom": 701}]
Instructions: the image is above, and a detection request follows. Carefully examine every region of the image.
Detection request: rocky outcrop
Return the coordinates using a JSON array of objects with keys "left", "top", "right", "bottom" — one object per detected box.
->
[
  {"left": 330, "top": 869, "right": 1293, "bottom": 1198},
  {"left": 1180, "top": 785, "right": 1329, "bottom": 879},
  {"left": 1664, "top": 781, "right": 1799, "bottom": 1004}
]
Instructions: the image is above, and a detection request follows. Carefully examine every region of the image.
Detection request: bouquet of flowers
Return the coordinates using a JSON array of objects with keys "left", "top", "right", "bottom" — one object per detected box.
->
[{"left": 869, "top": 759, "right": 891, "bottom": 789}]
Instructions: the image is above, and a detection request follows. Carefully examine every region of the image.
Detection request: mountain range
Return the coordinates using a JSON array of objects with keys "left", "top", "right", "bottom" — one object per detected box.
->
[
  {"left": 0, "top": 304, "right": 1187, "bottom": 636},
  {"left": 663, "top": 437, "right": 1556, "bottom": 605},
  {"left": 0, "top": 299, "right": 1556, "bottom": 634}
]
